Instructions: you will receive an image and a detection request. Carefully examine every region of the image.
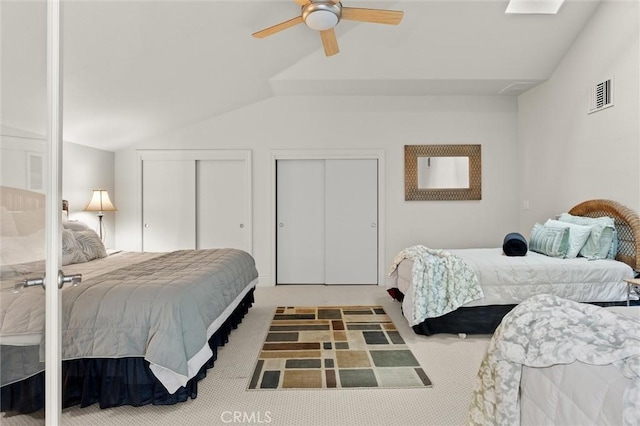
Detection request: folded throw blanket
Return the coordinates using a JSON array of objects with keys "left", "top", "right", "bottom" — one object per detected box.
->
[
  {"left": 388, "top": 245, "right": 483, "bottom": 325},
  {"left": 502, "top": 232, "right": 528, "bottom": 256}
]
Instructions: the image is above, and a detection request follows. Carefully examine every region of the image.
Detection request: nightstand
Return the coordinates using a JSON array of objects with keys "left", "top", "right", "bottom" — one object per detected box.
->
[{"left": 623, "top": 278, "right": 640, "bottom": 306}]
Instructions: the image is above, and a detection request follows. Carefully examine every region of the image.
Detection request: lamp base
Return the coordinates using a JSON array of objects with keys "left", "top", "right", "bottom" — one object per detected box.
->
[{"left": 97, "top": 213, "right": 104, "bottom": 241}]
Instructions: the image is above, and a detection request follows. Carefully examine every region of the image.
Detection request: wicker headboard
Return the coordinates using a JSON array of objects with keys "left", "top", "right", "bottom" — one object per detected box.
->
[{"left": 569, "top": 199, "right": 640, "bottom": 271}]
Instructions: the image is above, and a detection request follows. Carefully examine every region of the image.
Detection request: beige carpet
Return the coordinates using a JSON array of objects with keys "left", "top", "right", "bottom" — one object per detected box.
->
[
  {"left": 249, "top": 305, "right": 432, "bottom": 390},
  {"left": 2, "top": 285, "right": 491, "bottom": 426}
]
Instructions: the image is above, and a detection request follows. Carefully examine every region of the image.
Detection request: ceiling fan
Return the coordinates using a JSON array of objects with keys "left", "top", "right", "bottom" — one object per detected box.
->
[{"left": 252, "top": 0, "right": 404, "bottom": 57}]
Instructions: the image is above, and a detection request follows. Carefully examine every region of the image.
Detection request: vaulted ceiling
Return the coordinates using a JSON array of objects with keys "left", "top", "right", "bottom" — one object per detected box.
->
[{"left": 1, "top": 0, "right": 602, "bottom": 151}]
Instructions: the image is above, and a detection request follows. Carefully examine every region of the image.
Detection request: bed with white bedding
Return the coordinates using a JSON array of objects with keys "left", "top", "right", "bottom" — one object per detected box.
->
[
  {"left": 468, "top": 295, "right": 640, "bottom": 426},
  {"left": 0, "top": 186, "right": 259, "bottom": 413},
  {"left": 387, "top": 199, "right": 640, "bottom": 335}
]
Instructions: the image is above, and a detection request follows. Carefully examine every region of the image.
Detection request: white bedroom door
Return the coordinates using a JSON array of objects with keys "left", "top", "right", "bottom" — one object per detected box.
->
[
  {"left": 0, "top": 0, "right": 66, "bottom": 422},
  {"left": 46, "top": 0, "right": 64, "bottom": 422}
]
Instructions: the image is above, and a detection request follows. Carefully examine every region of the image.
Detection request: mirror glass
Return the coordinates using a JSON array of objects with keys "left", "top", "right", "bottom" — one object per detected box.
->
[{"left": 417, "top": 156, "right": 469, "bottom": 189}]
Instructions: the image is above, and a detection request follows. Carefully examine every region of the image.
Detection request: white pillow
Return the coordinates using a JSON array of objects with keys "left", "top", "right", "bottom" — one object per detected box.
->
[
  {"left": 557, "top": 213, "right": 616, "bottom": 259},
  {"left": 63, "top": 221, "right": 91, "bottom": 232},
  {"left": 543, "top": 219, "right": 591, "bottom": 259},
  {"left": 0, "top": 206, "right": 19, "bottom": 237}
]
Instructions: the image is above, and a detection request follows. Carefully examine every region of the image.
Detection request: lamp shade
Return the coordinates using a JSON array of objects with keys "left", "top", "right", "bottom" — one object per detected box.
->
[{"left": 83, "top": 190, "right": 117, "bottom": 212}]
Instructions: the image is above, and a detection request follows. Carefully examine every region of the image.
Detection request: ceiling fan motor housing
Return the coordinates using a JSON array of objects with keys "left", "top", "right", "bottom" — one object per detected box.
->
[{"left": 302, "top": 1, "right": 342, "bottom": 31}]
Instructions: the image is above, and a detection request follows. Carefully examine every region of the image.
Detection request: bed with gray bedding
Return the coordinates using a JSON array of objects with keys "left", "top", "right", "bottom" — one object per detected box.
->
[{"left": 0, "top": 248, "right": 258, "bottom": 413}]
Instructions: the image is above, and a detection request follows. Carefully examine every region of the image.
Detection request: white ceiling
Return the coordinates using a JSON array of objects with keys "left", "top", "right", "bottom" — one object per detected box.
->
[{"left": 1, "top": 0, "right": 602, "bottom": 151}]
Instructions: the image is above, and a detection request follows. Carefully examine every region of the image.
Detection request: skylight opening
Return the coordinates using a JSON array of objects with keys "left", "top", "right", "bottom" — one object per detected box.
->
[{"left": 505, "top": 0, "right": 565, "bottom": 14}]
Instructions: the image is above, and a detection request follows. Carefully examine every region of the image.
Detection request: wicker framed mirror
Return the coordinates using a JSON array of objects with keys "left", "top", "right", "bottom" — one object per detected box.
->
[{"left": 405, "top": 144, "right": 482, "bottom": 201}]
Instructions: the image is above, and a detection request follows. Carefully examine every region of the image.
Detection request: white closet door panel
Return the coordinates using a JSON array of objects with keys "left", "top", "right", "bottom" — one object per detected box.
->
[
  {"left": 277, "top": 160, "right": 325, "bottom": 284},
  {"left": 197, "top": 160, "right": 249, "bottom": 251},
  {"left": 143, "top": 160, "right": 196, "bottom": 251},
  {"left": 325, "top": 159, "right": 378, "bottom": 284}
]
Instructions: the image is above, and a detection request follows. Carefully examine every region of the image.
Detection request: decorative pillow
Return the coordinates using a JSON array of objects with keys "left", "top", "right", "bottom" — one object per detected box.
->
[
  {"left": 557, "top": 213, "right": 616, "bottom": 259},
  {"left": 72, "top": 229, "right": 107, "bottom": 261},
  {"left": 62, "top": 229, "right": 88, "bottom": 265},
  {"left": 63, "top": 221, "right": 91, "bottom": 232},
  {"left": 503, "top": 232, "right": 528, "bottom": 257},
  {"left": 543, "top": 219, "right": 591, "bottom": 259},
  {"left": 530, "top": 223, "right": 570, "bottom": 258}
]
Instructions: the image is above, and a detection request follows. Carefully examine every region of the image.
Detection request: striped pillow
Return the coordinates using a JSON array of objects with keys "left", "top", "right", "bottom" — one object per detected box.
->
[
  {"left": 73, "top": 229, "right": 107, "bottom": 261},
  {"left": 530, "top": 223, "right": 570, "bottom": 258}
]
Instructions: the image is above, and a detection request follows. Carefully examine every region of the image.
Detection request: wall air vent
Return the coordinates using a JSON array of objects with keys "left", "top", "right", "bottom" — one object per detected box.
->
[{"left": 589, "top": 78, "right": 613, "bottom": 114}]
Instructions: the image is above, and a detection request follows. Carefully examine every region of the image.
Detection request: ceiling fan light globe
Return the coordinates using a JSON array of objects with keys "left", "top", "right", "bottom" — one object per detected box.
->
[{"left": 305, "top": 10, "right": 339, "bottom": 30}]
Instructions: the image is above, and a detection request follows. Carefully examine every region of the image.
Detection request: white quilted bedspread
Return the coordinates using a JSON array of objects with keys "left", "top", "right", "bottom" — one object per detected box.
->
[{"left": 468, "top": 295, "right": 640, "bottom": 426}]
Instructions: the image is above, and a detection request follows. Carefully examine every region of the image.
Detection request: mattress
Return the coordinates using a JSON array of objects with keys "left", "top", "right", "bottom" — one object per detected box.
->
[
  {"left": 392, "top": 248, "right": 633, "bottom": 325},
  {"left": 0, "top": 249, "right": 258, "bottom": 393}
]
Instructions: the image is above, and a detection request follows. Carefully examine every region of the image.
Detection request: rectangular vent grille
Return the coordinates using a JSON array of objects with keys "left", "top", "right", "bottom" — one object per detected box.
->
[{"left": 589, "top": 78, "right": 613, "bottom": 113}]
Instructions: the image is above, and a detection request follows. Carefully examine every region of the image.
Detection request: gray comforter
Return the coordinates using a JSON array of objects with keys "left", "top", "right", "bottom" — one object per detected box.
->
[{"left": 0, "top": 248, "right": 258, "bottom": 392}]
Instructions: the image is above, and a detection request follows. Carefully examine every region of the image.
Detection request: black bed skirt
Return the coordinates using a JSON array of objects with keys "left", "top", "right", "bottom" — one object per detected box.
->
[
  {"left": 1, "top": 288, "right": 254, "bottom": 414},
  {"left": 411, "top": 304, "right": 516, "bottom": 336},
  {"left": 388, "top": 288, "right": 632, "bottom": 336}
]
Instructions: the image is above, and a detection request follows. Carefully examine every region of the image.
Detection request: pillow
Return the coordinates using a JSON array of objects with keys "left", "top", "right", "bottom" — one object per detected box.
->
[
  {"left": 557, "top": 213, "right": 616, "bottom": 259},
  {"left": 530, "top": 223, "right": 570, "bottom": 258},
  {"left": 62, "top": 229, "right": 89, "bottom": 265},
  {"left": 11, "top": 208, "right": 45, "bottom": 236},
  {"left": 0, "top": 230, "right": 45, "bottom": 265},
  {"left": 608, "top": 228, "right": 618, "bottom": 259},
  {"left": 63, "top": 221, "right": 91, "bottom": 232},
  {"left": 503, "top": 232, "right": 528, "bottom": 256},
  {"left": 0, "top": 206, "right": 19, "bottom": 237},
  {"left": 543, "top": 219, "right": 591, "bottom": 259},
  {"left": 72, "top": 229, "right": 107, "bottom": 261}
]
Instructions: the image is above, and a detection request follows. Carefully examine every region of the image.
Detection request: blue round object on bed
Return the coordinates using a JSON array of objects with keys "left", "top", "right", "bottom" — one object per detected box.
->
[{"left": 503, "top": 232, "right": 528, "bottom": 256}]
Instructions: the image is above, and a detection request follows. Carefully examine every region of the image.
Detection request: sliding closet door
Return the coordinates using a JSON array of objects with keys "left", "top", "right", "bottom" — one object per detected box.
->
[
  {"left": 197, "top": 160, "right": 250, "bottom": 251},
  {"left": 276, "top": 160, "right": 326, "bottom": 284},
  {"left": 325, "top": 159, "right": 378, "bottom": 284},
  {"left": 276, "top": 158, "right": 378, "bottom": 285},
  {"left": 142, "top": 160, "right": 196, "bottom": 251}
]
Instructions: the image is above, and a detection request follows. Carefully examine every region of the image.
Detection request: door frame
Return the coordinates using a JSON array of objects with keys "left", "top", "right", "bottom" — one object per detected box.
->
[
  {"left": 136, "top": 149, "right": 253, "bottom": 254},
  {"left": 270, "top": 149, "right": 385, "bottom": 286},
  {"left": 46, "top": 0, "right": 63, "bottom": 422}
]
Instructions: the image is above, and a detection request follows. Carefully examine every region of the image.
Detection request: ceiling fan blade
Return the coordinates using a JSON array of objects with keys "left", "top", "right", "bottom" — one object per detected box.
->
[
  {"left": 252, "top": 16, "right": 304, "bottom": 38},
  {"left": 341, "top": 7, "right": 404, "bottom": 25},
  {"left": 320, "top": 29, "right": 339, "bottom": 56}
]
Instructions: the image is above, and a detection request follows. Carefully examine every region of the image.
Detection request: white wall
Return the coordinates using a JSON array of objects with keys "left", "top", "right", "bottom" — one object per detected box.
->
[
  {"left": 115, "top": 95, "right": 519, "bottom": 285},
  {"left": 63, "top": 142, "right": 116, "bottom": 248},
  {"left": 517, "top": 0, "right": 640, "bottom": 233},
  {"left": 1, "top": 125, "right": 116, "bottom": 247}
]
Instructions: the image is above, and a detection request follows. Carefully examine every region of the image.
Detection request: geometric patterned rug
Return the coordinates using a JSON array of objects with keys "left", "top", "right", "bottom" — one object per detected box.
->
[{"left": 248, "top": 305, "right": 432, "bottom": 390}]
